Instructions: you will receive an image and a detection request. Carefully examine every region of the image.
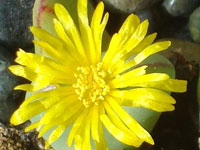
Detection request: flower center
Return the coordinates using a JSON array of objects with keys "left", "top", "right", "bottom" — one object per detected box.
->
[{"left": 73, "top": 63, "right": 110, "bottom": 108}]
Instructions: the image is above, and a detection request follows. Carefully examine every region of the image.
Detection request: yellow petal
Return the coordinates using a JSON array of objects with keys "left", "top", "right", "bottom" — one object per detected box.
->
[
  {"left": 53, "top": 19, "right": 82, "bottom": 63},
  {"left": 79, "top": 25, "right": 96, "bottom": 64},
  {"left": 100, "top": 114, "right": 143, "bottom": 147},
  {"left": 67, "top": 108, "right": 89, "bottom": 146},
  {"left": 30, "top": 26, "right": 63, "bottom": 49},
  {"left": 109, "top": 33, "right": 157, "bottom": 75},
  {"left": 82, "top": 113, "right": 91, "bottom": 150},
  {"left": 134, "top": 41, "right": 171, "bottom": 65},
  {"left": 14, "top": 84, "right": 35, "bottom": 92},
  {"left": 54, "top": 3, "right": 88, "bottom": 64},
  {"left": 91, "top": 2, "right": 109, "bottom": 62},
  {"left": 21, "top": 86, "right": 74, "bottom": 107},
  {"left": 120, "top": 20, "right": 149, "bottom": 54},
  {"left": 103, "top": 20, "right": 149, "bottom": 71},
  {"left": 112, "top": 88, "right": 176, "bottom": 104},
  {"left": 133, "top": 78, "right": 187, "bottom": 93},
  {"left": 130, "top": 99, "right": 174, "bottom": 112},
  {"left": 94, "top": 108, "right": 108, "bottom": 150},
  {"left": 31, "top": 26, "right": 81, "bottom": 65},
  {"left": 45, "top": 125, "right": 66, "bottom": 149},
  {"left": 118, "top": 14, "right": 140, "bottom": 46},
  {"left": 25, "top": 121, "right": 40, "bottom": 132},
  {"left": 102, "top": 33, "right": 123, "bottom": 69},
  {"left": 74, "top": 135, "right": 82, "bottom": 150},
  {"left": 78, "top": 0, "right": 97, "bottom": 64},
  {"left": 38, "top": 96, "right": 80, "bottom": 127},
  {"left": 110, "top": 88, "right": 176, "bottom": 112},
  {"left": 78, "top": 0, "right": 88, "bottom": 26},
  {"left": 106, "top": 96, "right": 154, "bottom": 145},
  {"left": 110, "top": 65, "right": 147, "bottom": 81},
  {"left": 90, "top": 105, "right": 99, "bottom": 142},
  {"left": 30, "top": 27, "right": 78, "bottom": 64},
  {"left": 123, "top": 32, "right": 157, "bottom": 61},
  {"left": 16, "top": 49, "right": 75, "bottom": 75},
  {"left": 10, "top": 101, "right": 46, "bottom": 125},
  {"left": 110, "top": 73, "right": 169, "bottom": 88},
  {"left": 33, "top": 40, "right": 78, "bottom": 65},
  {"left": 9, "top": 64, "right": 70, "bottom": 91},
  {"left": 38, "top": 104, "right": 83, "bottom": 138},
  {"left": 102, "top": 14, "right": 140, "bottom": 66},
  {"left": 103, "top": 101, "right": 143, "bottom": 146},
  {"left": 91, "top": 2, "right": 104, "bottom": 30},
  {"left": 9, "top": 65, "right": 51, "bottom": 83},
  {"left": 45, "top": 117, "right": 74, "bottom": 149},
  {"left": 13, "top": 50, "right": 75, "bottom": 85}
]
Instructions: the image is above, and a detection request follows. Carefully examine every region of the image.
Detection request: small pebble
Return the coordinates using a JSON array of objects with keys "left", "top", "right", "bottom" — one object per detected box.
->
[
  {"left": 0, "top": 0, "right": 34, "bottom": 50},
  {"left": 162, "top": 0, "right": 200, "bottom": 17},
  {"left": 136, "top": 9, "right": 155, "bottom": 33},
  {"left": 189, "top": 6, "right": 200, "bottom": 43},
  {"left": 102, "top": 0, "right": 161, "bottom": 13}
]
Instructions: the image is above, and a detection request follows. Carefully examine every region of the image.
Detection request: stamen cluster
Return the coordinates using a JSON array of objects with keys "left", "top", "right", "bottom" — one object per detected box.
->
[{"left": 73, "top": 63, "right": 110, "bottom": 107}]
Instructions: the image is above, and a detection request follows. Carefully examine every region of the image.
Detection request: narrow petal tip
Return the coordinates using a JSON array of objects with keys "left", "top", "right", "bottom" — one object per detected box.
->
[
  {"left": 54, "top": 3, "right": 64, "bottom": 12},
  {"left": 10, "top": 111, "right": 22, "bottom": 125}
]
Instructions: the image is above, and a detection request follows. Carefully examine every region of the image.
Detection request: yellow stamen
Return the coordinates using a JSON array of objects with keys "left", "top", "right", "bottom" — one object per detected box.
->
[{"left": 73, "top": 63, "right": 110, "bottom": 107}]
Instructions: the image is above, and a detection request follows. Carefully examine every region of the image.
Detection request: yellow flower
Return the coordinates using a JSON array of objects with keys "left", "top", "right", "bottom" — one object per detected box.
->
[{"left": 9, "top": 0, "right": 187, "bottom": 149}]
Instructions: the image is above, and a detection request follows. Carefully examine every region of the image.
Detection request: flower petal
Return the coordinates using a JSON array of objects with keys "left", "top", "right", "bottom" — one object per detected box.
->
[
  {"left": 109, "top": 65, "right": 147, "bottom": 82},
  {"left": 45, "top": 124, "right": 67, "bottom": 149},
  {"left": 10, "top": 100, "right": 46, "bottom": 125},
  {"left": 33, "top": 40, "right": 78, "bottom": 65},
  {"left": 102, "top": 33, "right": 122, "bottom": 70},
  {"left": 54, "top": 3, "right": 88, "bottom": 64},
  {"left": 105, "top": 96, "right": 154, "bottom": 145},
  {"left": 67, "top": 109, "right": 89, "bottom": 146},
  {"left": 94, "top": 113, "right": 108, "bottom": 150},
  {"left": 20, "top": 86, "right": 74, "bottom": 107},
  {"left": 9, "top": 65, "right": 45, "bottom": 82},
  {"left": 45, "top": 113, "right": 78, "bottom": 149},
  {"left": 111, "top": 33, "right": 157, "bottom": 75},
  {"left": 100, "top": 114, "right": 143, "bottom": 147},
  {"left": 118, "top": 14, "right": 140, "bottom": 44},
  {"left": 123, "top": 33, "right": 157, "bottom": 60},
  {"left": 90, "top": 105, "right": 99, "bottom": 142},
  {"left": 74, "top": 135, "right": 82, "bottom": 150},
  {"left": 103, "top": 101, "right": 143, "bottom": 146},
  {"left": 110, "top": 88, "right": 176, "bottom": 112},
  {"left": 103, "top": 20, "right": 149, "bottom": 71},
  {"left": 78, "top": 0, "right": 97, "bottom": 64},
  {"left": 110, "top": 72, "right": 169, "bottom": 88},
  {"left": 91, "top": 2, "right": 109, "bottom": 62},
  {"left": 82, "top": 113, "right": 92, "bottom": 150},
  {"left": 11, "top": 50, "right": 76, "bottom": 85},
  {"left": 120, "top": 20, "right": 149, "bottom": 54},
  {"left": 133, "top": 78, "right": 187, "bottom": 93},
  {"left": 15, "top": 49, "right": 75, "bottom": 74},
  {"left": 94, "top": 104, "right": 108, "bottom": 150},
  {"left": 38, "top": 103, "right": 83, "bottom": 137},
  {"left": 38, "top": 96, "right": 80, "bottom": 126},
  {"left": 25, "top": 121, "right": 40, "bottom": 132},
  {"left": 30, "top": 26, "right": 64, "bottom": 50},
  {"left": 102, "top": 14, "right": 140, "bottom": 67},
  {"left": 53, "top": 19, "right": 84, "bottom": 63},
  {"left": 14, "top": 84, "right": 36, "bottom": 92},
  {"left": 134, "top": 41, "right": 171, "bottom": 65}
]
